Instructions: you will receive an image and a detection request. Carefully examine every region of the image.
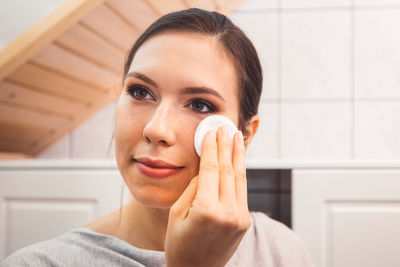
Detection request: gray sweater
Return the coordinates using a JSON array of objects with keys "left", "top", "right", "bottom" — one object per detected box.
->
[{"left": 1, "top": 212, "right": 314, "bottom": 267}]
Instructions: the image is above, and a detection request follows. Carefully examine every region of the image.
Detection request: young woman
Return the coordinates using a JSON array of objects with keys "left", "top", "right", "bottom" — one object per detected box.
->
[{"left": 2, "top": 8, "right": 314, "bottom": 267}]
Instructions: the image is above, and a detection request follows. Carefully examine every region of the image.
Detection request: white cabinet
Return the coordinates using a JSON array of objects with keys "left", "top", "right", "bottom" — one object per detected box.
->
[
  {"left": 292, "top": 168, "right": 400, "bottom": 267},
  {"left": 0, "top": 163, "right": 132, "bottom": 261}
]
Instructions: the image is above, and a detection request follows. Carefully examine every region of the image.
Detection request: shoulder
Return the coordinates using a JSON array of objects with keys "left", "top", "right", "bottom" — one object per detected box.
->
[
  {"left": 232, "top": 212, "right": 315, "bottom": 267},
  {"left": 2, "top": 228, "right": 165, "bottom": 267},
  {"left": 250, "top": 211, "right": 302, "bottom": 243},
  {"left": 1, "top": 229, "right": 94, "bottom": 267}
]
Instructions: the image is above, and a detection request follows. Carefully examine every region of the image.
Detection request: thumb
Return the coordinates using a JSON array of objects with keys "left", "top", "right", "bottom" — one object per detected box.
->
[{"left": 170, "top": 175, "right": 199, "bottom": 219}]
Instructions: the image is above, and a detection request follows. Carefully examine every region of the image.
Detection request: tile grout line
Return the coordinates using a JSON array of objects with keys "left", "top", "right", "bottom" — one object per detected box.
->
[
  {"left": 235, "top": 4, "right": 400, "bottom": 14},
  {"left": 277, "top": 0, "right": 283, "bottom": 160},
  {"left": 260, "top": 97, "right": 400, "bottom": 103},
  {"left": 351, "top": 0, "right": 356, "bottom": 159}
]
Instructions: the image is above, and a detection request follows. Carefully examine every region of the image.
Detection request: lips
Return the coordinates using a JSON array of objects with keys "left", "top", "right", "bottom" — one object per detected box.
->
[{"left": 133, "top": 157, "right": 183, "bottom": 178}]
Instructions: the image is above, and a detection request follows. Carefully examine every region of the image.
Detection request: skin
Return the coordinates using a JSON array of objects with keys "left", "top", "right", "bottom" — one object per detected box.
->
[{"left": 86, "top": 31, "right": 259, "bottom": 266}]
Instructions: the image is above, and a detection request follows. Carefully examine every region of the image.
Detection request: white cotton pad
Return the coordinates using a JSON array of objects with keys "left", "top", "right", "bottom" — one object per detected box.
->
[{"left": 194, "top": 115, "right": 239, "bottom": 157}]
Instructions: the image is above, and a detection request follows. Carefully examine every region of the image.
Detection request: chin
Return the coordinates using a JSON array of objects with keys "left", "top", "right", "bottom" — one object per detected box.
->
[{"left": 132, "top": 188, "right": 180, "bottom": 209}]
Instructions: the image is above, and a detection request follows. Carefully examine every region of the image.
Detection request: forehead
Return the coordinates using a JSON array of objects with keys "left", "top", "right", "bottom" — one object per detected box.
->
[{"left": 128, "top": 32, "right": 238, "bottom": 96}]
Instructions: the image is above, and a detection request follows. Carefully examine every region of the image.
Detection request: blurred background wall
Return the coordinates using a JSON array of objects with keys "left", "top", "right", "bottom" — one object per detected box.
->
[{"left": 32, "top": 0, "right": 400, "bottom": 160}]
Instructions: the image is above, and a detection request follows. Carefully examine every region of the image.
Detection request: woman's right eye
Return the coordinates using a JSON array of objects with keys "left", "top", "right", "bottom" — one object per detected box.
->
[{"left": 127, "top": 85, "right": 154, "bottom": 100}]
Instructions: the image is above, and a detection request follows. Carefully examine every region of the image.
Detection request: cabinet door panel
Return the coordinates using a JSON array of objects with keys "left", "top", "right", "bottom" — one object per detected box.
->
[
  {"left": 0, "top": 168, "right": 126, "bottom": 260},
  {"left": 292, "top": 169, "right": 400, "bottom": 267}
]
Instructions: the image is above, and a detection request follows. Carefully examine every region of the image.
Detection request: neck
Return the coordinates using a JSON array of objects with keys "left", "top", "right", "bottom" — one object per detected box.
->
[{"left": 115, "top": 199, "right": 170, "bottom": 251}]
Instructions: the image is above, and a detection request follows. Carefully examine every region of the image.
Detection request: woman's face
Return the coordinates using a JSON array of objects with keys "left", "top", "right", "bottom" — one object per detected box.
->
[{"left": 114, "top": 32, "right": 240, "bottom": 209}]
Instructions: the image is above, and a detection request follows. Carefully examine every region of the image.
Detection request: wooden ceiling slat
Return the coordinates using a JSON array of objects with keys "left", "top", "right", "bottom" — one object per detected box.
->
[
  {"left": 0, "top": 0, "right": 105, "bottom": 82},
  {"left": 7, "top": 63, "right": 105, "bottom": 104},
  {"left": 106, "top": 0, "right": 159, "bottom": 33},
  {"left": 0, "top": 122, "right": 45, "bottom": 144},
  {"left": 184, "top": 0, "right": 217, "bottom": 10},
  {"left": 0, "top": 140, "right": 32, "bottom": 153},
  {"left": 56, "top": 23, "right": 125, "bottom": 72},
  {"left": 0, "top": 103, "right": 68, "bottom": 130},
  {"left": 0, "top": 152, "right": 32, "bottom": 159},
  {"left": 81, "top": 4, "right": 140, "bottom": 51},
  {"left": 0, "top": 81, "right": 88, "bottom": 120},
  {"left": 28, "top": 94, "right": 115, "bottom": 155},
  {"left": 31, "top": 43, "right": 119, "bottom": 91},
  {"left": 26, "top": 129, "right": 59, "bottom": 155},
  {"left": 145, "top": 0, "right": 189, "bottom": 15},
  {"left": 213, "top": 0, "right": 244, "bottom": 14}
]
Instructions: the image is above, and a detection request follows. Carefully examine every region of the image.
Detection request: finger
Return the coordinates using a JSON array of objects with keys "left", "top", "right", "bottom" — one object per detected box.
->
[
  {"left": 197, "top": 130, "right": 219, "bottom": 201},
  {"left": 170, "top": 176, "right": 199, "bottom": 219},
  {"left": 218, "top": 126, "right": 236, "bottom": 203},
  {"left": 232, "top": 131, "right": 248, "bottom": 210}
]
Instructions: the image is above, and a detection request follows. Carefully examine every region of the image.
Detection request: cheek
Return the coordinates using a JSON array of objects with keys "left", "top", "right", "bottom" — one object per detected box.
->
[
  {"left": 182, "top": 118, "right": 201, "bottom": 173},
  {"left": 114, "top": 101, "right": 142, "bottom": 139},
  {"left": 114, "top": 104, "right": 144, "bottom": 163}
]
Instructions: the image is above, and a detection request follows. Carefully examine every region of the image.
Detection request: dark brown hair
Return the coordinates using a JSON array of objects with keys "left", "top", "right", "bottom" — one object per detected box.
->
[{"left": 123, "top": 8, "right": 263, "bottom": 134}]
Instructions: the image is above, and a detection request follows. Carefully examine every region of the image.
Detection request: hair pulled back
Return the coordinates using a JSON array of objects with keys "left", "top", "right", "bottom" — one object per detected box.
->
[{"left": 123, "top": 8, "right": 262, "bottom": 133}]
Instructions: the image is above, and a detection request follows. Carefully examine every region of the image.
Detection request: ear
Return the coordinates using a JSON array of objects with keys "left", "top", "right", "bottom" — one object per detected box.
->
[{"left": 243, "top": 114, "right": 259, "bottom": 148}]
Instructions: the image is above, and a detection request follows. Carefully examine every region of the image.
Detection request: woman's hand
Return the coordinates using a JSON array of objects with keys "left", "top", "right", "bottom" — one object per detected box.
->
[{"left": 165, "top": 126, "right": 251, "bottom": 267}]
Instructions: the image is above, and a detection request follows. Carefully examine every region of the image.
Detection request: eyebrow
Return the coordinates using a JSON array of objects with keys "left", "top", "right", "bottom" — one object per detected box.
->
[
  {"left": 126, "top": 71, "right": 225, "bottom": 102},
  {"left": 179, "top": 87, "right": 225, "bottom": 102}
]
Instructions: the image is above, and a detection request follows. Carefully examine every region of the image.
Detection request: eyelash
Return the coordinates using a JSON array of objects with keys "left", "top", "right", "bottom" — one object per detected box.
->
[{"left": 126, "top": 85, "right": 217, "bottom": 114}]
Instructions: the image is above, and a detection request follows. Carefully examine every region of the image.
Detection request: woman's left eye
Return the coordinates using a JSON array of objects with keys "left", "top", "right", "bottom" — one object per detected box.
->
[{"left": 187, "top": 99, "right": 216, "bottom": 114}]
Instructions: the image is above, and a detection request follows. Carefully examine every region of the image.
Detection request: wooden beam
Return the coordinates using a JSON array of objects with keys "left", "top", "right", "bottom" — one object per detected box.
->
[
  {"left": 30, "top": 93, "right": 117, "bottom": 156},
  {"left": 7, "top": 63, "right": 106, "bottom": 104},
  {"left": 106, "top": 0, "right": 159, "bottom": 33},
  {"left": 81, "top": 4, "right": 140, "bottom": 51},
  {"left": 0, "top": 81, "right": 89, "bottom": 120},
  {"left": 56, "top": 23, "right": 126, "bottom": 72},
  {"left": 0, "top": 152, "right": 33, "bottom": 160},
  {"left": 31, "top": 43, "right": 119, "bottom": 90},
  {"left": 0, "top": 0, "right": 106, "bottom": 82},
  {"left": 145, "top": 0, "right": 189, "bottom": 15}
]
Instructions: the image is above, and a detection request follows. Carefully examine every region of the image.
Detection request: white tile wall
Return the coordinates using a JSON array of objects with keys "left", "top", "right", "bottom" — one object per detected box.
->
[
  {"left": 354, "top": 101, "right": 400, "bottom": 158},
  {"left": 246, "top": 102, "right": 279, "bottom": 159},
  {"left": 355, "top": 8, "right": 400, "bottom": 98},
  {"left": 70, "top": 101, "right": 116, "bottom": 159},
  {"left": 230, "top": 11, "right": 278, "bottom": 99},
  {"left": 281, "top": 0, "right": 351, "bottom": 8},
  {"left": 38, "top": 101, "right": 116, "bottom": 159},
  {"left": 281, "top": 10, "right": 352, "bottom": 99},
  {"left": 38, "top": 1, "right": 400, "bottom": 160},
  {"left": 37, "top": 134, "right": 70, "bottom": 159},
  {"left": 355, "top": 0, "right": 400, "bottom": 6},
  {"left": 236, "top": 0, "right": 277, "bottom": 10},
  {"left": 281, "top": 102, "right": 352, "bottom": 158}
]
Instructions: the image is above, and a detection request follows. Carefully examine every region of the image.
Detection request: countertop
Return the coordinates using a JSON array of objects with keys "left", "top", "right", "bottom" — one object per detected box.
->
[{"left": 1, "top": 159, "right": 400, "bottom": 169}]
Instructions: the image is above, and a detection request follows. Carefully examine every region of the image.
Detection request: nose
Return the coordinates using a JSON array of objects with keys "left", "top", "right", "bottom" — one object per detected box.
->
[{"left": 143, "top": 102, "right": 176, "bottom": 146}]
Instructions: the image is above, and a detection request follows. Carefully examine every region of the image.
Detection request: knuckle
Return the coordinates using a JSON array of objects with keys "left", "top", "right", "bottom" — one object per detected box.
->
[
  {"left": 239, "top": 216, "right": 252, "bottom": 231},
  {"left": 236, "top": 169, "right": 246, "bottom": 181},
  {"left": 220, "top": 163, "right": 234, "bottom": 175},
  {"left": 201, "top": 160, "right": 218, "bottom": 170},
  {"left": 195, "top": 209, "right": 219, "bottom": 225},
  {"left": 220, "top": 210, "right": 240, "bottom": 228},
  {"left": 195, "top": 201, "right": 217, "bottom": 218},
  {"left": 226, "top": 213, "right": 251, "bottom": 232}
]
